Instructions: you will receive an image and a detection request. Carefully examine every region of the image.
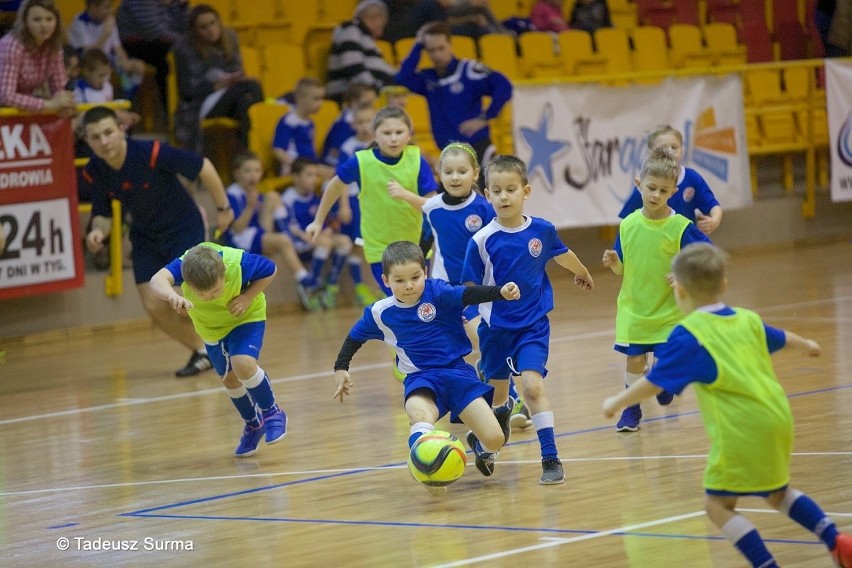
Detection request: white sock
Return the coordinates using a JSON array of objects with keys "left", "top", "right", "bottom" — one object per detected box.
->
[
  {"left": 625, "top": 371, "right": 643, "bottom": 387},
  {"left": 531, "top": 411, "right": 554, "bottom": 431}
]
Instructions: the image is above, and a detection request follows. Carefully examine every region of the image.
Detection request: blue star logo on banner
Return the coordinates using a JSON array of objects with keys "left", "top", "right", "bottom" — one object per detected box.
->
[{"left": 519, "top": 103, "right": 570, "bottom": 190}]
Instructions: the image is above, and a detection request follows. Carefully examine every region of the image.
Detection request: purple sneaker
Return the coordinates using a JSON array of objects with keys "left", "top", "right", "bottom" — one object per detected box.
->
[
  {"left": 235, "top": 423, "right": 264, "bottom": 457},
  {"left": 656, "top": 390, "right": 674, "bottom": 406},
  {"left": 261, "top": 407, "right": 287, "bottom": 444},
  {"left": 616, "top": 404, "right": 642, "bottom": 432}
]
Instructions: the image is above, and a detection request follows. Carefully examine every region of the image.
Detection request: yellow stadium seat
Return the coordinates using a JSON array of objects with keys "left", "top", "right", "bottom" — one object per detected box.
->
[
  {"left": 406, "top": 94, "right": 440, "bottom": 159},
  {"left": 305, "top": 26, "right": 335, "bottom": 82},
  {"left": 451, "top": 35, "right": 479, "bottom": 60},
  {"left": 631, "top": 25, "right": 672, "bottom": 79},
  {"left": 248, "top": 101, "right": 290, "bottom": 191},
  {"left": 395, "top": 37, "right": 425, "bottom": 70},
  {"left": 231, "top": 0, "right": 291, "bottom": 47},
  {"left": 319, "top": 0, "right": 357, "bottom": 22},
  {"left": 667, "top": 23, "right": 714, "bottom": 68},
  {"left": 313, "top": 100, "right": 342, "bottom": 157},
  {"left": 610, "top": 1, "right": 639, "bottom": 31},
  {"left": 375, "top": 39, "right": 396, "bottom": 66},
  {"left": 490, "top": 0, "right": 521, "bottom": 20},
  {"left": 518, "top": 31, "right": 563, "bottom": 78},
  {"left": 241, "top": 46, "right": 262, "bottom": 80},
  {"left": 594, "top": 27, "right": 634, "bottom": 77},
  {"left": 703, "top": 22, "right": 747, "bottom": 66},
  {"left": 282, "top": 0, "right": 320, "bottom": 44},
  {"left": 557, "top": 30, "right": 607, "bottom": 76},
  {"left": 479, "top": 34, "right": 522, "bottom": 79},
  {"left": 262, "top": 44, "right": 305, "bottom": 100},
  {"left": 783, "top": 67, "right": 828, "bottom": 145}
]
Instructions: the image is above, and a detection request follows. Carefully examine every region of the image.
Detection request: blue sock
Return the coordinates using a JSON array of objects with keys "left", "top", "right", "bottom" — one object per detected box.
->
[
  {"left": 508, "top": 378, "right": 520, "bottom": 401},
  {"left": 536, "top": 427, "right": 558, "bottom": 459},
  {"left": 309, "top": 255, "right": 326, "bottom": 283},
  {"left": 327, "top": 253, "right": 347, "bottom": 285},
  {"left": 300, "top": 274, "right": 316, "bottom": 289},
  {"left": 227, "top": 387, "right": 260, "bottom": 427},
  {"left": 242, "top": 368, "right": 276, "bottom": 412},
  {"left": 785, "top": 491, "right": 838, "bottom": 550},
  {"left": 348, "top": 258, "right": 362, "bottom": 284},
  {"left": 721, "top": 516, "right": 776, "bottom": 568}
]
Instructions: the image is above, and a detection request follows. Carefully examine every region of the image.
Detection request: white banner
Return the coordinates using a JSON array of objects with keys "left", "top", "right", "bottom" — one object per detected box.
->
[
  {"left": 512, "top": 75, "right": 752, "bottom": 228},
  {"left": 0, "top": 198, "right": 77, "bottom": 289},
  {"left": 826, "top": 59, "right": 852, "bottom": 203}
]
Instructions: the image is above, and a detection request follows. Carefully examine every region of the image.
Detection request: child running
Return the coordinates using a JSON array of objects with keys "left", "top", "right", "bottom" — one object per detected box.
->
[
  {"left": 603, "top": 147, "right": 711, "bottom": 432},
  {"left": 149, "top": 243, "right": 287, "bottom": 457},
  {"left": 305, "top": 106, "right": 438, "bottom": 296},
  {"left": 603, "top": 243, "right": 852, "bottom": 568},
  {"left": 423, "top": 142, "right": 531, "bottom": 430},
  {"left": 462, "top": 155, "right": 595, "bottom": 485},
  {"left": 332, "top": 241, "right": 521, "bottom": 493}
]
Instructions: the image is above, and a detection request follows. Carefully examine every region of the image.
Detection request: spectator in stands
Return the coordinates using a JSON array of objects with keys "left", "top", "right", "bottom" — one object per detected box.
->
[
  {"left": 67, "top": 0, "right": 147, "bottom": 100},
  {"left": 327, "top": 0, "right": 397, "bottom": 102},
  {"left": 116, "top": 0, "right": 188, "bottom": 124},
  {"left": 530, "top": 0, "right": 568, "bottom": 33},
  {"left": 80, "top": 105, "right": 233, "bottom": 378},
  {"left": 73, "top": 47, "right": 141, "bottom": 130},
  {"left": 448, "top": 0, "right": 512, "bottom": 39},
  {"left": 395, "top": 20, "right": 512, "bottom": 171},
  {"left": 63, "top": 44, "right": 80, "bottom": 81},
  {"left": 321, "top": 82, "right": 378, "bottom": 168},
  {"left": 568, "top": 0, "right": 611, "bottom": 34},
  {"left": 409, "top": 0, "right": 454, "bottom": 32},
  {"left": 0, "top": 0, "right": 75, "bottom": 114},
  {"left": 172, "top": 3, "right": 263, "bottom": 153},
  {"left": 272, "top": 77, "right": 333, "bottom": 178}
]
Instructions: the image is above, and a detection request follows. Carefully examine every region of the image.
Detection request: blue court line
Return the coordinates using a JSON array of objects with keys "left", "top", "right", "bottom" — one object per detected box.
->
[
  {"left": 47, "top": 522, "right": 79, "bottom": 529},
  {"left": 116, "top": 381, "right": 852, "bottom": 535}
]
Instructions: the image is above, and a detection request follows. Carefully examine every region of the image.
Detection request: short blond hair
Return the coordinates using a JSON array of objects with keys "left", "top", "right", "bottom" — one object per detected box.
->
[
  {"left": 672, "top": 243, "right": 727, "bottom": 301},
  {"left": 639, "top": 146, "right": 679, "bottom": 183},
  {"left": 181, "top": 245, "right": 225, "bottom": 292}
]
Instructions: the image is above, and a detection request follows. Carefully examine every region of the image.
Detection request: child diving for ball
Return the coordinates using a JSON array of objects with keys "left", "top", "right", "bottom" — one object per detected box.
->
[{"left": 331, "top": 241, "right": 521, "bottom": 493}]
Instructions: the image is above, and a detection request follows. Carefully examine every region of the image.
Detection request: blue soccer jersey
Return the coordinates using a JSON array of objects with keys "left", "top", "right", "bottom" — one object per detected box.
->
[
  {"left": 462, "top": 216, "right": 568, "bottom": 328},
  {"left": 223, "top": 183, "right": 264, "bottom": 252},
  {"left": 423, "top": 192, "right": 495, "bottom": 284},
  {"left": 618, "top": 166, "right": 721, "bottom": 223},
  {"left": 347, "top": 279, "right": 473, "bottom": 373},
  {"left": 272, "top": 111, "right": 317, "bottom": 160},
  {"left": 320, "top": 109, "right": 354, "bottom": 166},
  {"left": 280, "top": 187, "right": 320, "bottom": 232}
]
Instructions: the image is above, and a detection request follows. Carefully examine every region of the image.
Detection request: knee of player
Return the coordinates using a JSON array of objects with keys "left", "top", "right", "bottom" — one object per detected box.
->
[
  {"left": 334, "top": 234, "right": 353, "bottom": 253},
  {"left": 229, "top": 355, "right": 259, "bottom": 380},
  {"left": 519, "top": 375, "right": 545, "bottom": 402},
  {"left": 479, "top": 428, "right": 505, "bottom": 452}
]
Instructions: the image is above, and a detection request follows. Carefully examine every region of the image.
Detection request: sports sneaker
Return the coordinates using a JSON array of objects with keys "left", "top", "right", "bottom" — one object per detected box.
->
[
  {"left": 466, "top": 431, "right": 496, "bottom": 476},
  {"left": 320, "top": 284, "right": 339, "bottom": 309},
  {"left": 296, "top": 283, "right": 322, "bottom": 311},
  {"left": 540, "top": 457, "right": 565, "bottom": 485},
  {"left": 493, "top": 398, "right": 513, "bottom": 444},
  {"left": 175, "top": 351, "right": 213, "bottom": 377},
  {"left": 656, "top": 390, "right": 674, "bottom": 406},
  {"left": 616, "top": 404, "right": 642, "bottom": 432},
  {"left": 234, "top": 422, "right": 265, "bottom": 457},
  {"left": 354, "top": 282, "right": 378, "bottom": 307},
  {"left": 510, "top": 398, "right": 533, "bottom": 430},
  {"left": 832, "top": 533, "right": 852, "bottom": 567},
  {"left": 261, "top": 407, "right": 287, "bottom": 444}
]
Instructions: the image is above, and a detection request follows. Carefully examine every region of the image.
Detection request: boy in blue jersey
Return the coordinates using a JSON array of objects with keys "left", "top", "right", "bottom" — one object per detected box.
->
[
  {"left": 395, "top": 21, "right": 512, "bottom": 172},
  {"left": 332, "top": 241, "right": 521, "bottom": 490},
  {"left": 81, "top": 105, "right": 233, "bottom": 378},
  {"left": 603, "top": 243, "right": 852, "bottom": 568},
  {"left": 320, "top": 82, "right": 377, "bottom": 168},
  {"left": 603, "top": 147, "right": 712, "bottom": 432},
  {"left": 276, "top": 157, "right": 353, "bottom": 310},
  {"left": 149, "top": 243, "right": 287, "bottom": 458},
  {"left": 272, "top": 77, "right": 332, "bottom": 178},
  {"left": 462, "top": 155, "right": 595, "bottom": 485},
  {"left": 223, "top": 151, "right": 322, "bottom": 312},
  {"left": 618, "top": 125, "right": 723, "bottom": 235}
]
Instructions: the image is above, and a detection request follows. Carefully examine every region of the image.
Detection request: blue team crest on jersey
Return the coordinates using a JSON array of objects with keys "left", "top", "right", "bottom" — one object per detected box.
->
[
  {"left": 450, "top": 82, "right": 464, "bottom": 94},
  {"left": 464, "top": 214, "right": 483, "bottom": 232},
  {"left": 519, "top": 103, "right": 570, "bottom": 192},
  {"left": 528, "top": 238, "right": 543, "bottom": 257},
  {"left": 682, "top": 186, "right": 695, "bottom": 202},
  {"left": 417, "top": 303, "right": 437, "bottom": 322}
]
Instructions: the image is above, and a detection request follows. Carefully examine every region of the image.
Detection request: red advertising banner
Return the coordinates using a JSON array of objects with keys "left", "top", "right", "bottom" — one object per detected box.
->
[{"left": 0, "top": 114, "right": 85, "bottom": 299}]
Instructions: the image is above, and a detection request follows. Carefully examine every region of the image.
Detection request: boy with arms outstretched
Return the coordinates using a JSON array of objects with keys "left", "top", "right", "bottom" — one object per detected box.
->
[
  {"left": 462, "top": 155, "right": 595, "bottom": 485},
  {"left": 332, "top": 241, "right": 521, "bottom": 492},
  {"left": 603, "top": 243, "right": 852, "bottom": 568}
]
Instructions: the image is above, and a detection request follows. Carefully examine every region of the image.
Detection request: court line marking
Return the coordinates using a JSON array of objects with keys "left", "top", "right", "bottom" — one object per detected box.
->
[
  {"left": 738, "top": 508, "right": 852, "bottom": 518},
  {"left": 428, "top": 511, "right": 703, "bottom": 568},
  {"left": 3, "top": 452, "right": 849, "bottom": 498}
]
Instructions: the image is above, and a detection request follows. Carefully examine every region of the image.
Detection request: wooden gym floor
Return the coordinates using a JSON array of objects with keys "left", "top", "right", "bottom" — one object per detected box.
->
[{"left": 1, "top": 239, "right": 850, "bottom": 567}]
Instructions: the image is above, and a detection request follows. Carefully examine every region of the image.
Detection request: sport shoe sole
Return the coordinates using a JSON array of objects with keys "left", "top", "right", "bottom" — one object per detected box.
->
[
  {"left": 262, "top": 409, "right": 287, "bottom": 445},
  {"left": 234, "top": 424, "right": 265, "bottom": 457},
  {"left": 616, "top": 405, "right": 642, "bottom": 432},
  {"left": 832, "top": 533, "right": 852, "bottom": 567}
]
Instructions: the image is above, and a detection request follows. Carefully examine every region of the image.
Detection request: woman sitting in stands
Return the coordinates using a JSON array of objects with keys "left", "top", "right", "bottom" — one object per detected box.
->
[
  {"left": 172, "top": 3, "right": 263, "bottom": 153},
  {"left": 0, "top": 0, "right": 76, "bottom": 114}
]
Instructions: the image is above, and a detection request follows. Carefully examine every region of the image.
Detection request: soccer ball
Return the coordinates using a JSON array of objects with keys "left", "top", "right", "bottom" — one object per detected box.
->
[{"left": 407, "top": 430, "right": 467, "bottom": 487}]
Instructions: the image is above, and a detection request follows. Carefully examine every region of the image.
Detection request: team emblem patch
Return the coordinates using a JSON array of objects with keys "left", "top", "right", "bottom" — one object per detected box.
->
[
  {"left": 682, "top": 186, "right": 695, "bottom": 203},
  {"left": 464, "top": 214, "right": 483, "bottom": 232},
  {"left": 528, "top": 238, "right": 543, "bottom": 257},
  {"left": 417, "top": 303, "right": 437, "bottom": 322}
]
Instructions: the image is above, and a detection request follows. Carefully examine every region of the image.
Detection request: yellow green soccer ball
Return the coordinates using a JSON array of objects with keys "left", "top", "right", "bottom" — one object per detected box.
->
[{"left": 407, "top": 430, "right": 467, "bottom": 487}]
